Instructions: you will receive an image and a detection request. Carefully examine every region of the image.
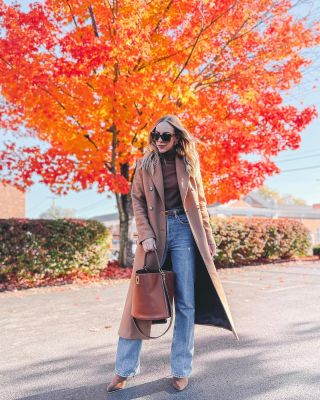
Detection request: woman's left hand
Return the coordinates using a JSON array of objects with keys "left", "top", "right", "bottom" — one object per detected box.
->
[{"left": 208, "top": 243, "right": 217, "bottom": 257}]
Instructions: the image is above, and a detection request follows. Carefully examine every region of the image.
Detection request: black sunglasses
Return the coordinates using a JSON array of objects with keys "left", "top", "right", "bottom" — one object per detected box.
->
[{"left": 151, "top": 130, "right": 176, "bottom": 142}]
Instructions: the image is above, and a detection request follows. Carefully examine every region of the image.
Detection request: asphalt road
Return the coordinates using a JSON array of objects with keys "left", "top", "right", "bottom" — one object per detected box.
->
[{"left": 1, "top": 261, "right": 320, "bottom": 400}]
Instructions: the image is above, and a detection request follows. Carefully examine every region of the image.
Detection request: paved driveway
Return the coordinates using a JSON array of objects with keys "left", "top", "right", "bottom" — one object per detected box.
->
[{"left": 1, "top": 261, "right": 320, "bottom": 400}]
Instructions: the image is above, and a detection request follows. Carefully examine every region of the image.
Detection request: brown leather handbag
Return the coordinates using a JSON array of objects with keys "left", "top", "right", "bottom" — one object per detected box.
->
[{"left": 131, "top": 244, "right": 175, "bottom": 339}]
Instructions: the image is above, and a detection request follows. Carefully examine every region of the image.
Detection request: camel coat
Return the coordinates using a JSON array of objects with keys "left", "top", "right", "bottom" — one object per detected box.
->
[{"left": 118, "top": 154, "right": 239, "bottom": 341}]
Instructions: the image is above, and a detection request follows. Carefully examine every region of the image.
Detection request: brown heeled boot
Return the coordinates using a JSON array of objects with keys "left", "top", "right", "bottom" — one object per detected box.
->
[
  {"left": 106, "top": 373, "right": 128, "bottom": 392},
  {"left": 171, "top": 376, "right": 189, "bottom": 391}
]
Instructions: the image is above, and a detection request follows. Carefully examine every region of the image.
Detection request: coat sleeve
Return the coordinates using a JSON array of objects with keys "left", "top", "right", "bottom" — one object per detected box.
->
[
  {"left": 195, "top": 170, "right": 217, "bottom": 249},
  {"left": 131, "top": 161, "right": 156, "bottom": 245}
]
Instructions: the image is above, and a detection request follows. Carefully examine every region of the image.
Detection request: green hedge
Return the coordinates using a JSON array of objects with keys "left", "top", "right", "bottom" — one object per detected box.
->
[
  {"left": 313, "top": 246, "right": 320, "bottom": 257},
  {"left": 0, "top": 216, "right": 312, "bottom": 286},
  {"left": 0, "top": 218, "right": 112, "bottom": 283},
  {"left": 210, "top": 216, "right": 311, "bottom": 268}
]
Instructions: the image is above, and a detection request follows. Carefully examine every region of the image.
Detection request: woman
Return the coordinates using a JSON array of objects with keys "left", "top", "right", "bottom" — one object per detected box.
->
[{"left": 107, "top": 115, "right": 239, "bottom": 392}]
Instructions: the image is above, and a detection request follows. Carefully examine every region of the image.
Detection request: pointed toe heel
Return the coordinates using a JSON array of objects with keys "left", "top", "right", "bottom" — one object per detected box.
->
[
  {"left": 171, "top": 376, "right": 189, "bottom": 391},
  {"left": 107, "top": 374, "right": 128, "bottom": 392}
]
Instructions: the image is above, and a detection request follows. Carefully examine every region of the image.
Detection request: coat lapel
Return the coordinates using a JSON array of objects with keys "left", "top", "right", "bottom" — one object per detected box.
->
[{"left": 150, "top": 154, "right": 189, "bottom": 208}]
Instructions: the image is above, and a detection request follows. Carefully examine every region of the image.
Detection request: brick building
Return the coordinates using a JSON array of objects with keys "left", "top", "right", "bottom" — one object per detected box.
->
[{"left": 0, "top": 183, "right": 26, "bottom": 218}]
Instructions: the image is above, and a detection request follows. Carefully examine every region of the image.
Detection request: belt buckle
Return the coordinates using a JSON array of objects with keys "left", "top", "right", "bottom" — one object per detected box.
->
[
  {"left": 167, "top": 208, "right": 183, "bottom": 216},
  {"left": 164, "top": 209, "right": 173, "bottom": 215}
]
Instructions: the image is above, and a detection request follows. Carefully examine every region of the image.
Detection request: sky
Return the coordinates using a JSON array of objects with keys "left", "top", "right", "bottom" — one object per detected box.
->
[{"left": 1, "top": 1, "right": 320, "bottom": 219}]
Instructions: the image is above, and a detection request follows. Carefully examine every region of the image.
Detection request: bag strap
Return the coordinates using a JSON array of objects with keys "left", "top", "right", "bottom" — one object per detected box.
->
[{"left": 133, "top": 243, "right": 175, "bottom": 339}]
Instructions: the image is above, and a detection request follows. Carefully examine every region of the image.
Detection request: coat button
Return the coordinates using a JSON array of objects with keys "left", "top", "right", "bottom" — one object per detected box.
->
[
  {"left": 149, "top": 206, "right": 153, "bottom": 210},
  {"left": 149, "top": 186, "right": 153, "bottom": 191}
]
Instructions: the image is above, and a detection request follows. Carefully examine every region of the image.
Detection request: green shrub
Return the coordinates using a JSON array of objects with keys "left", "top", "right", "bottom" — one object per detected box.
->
[
  {"left": 209, "top": 216, "right": 311, "bottom": 268},
  {"left": 313, "top": 246, "right": 320, "bottom": 257},
  {"left": 0, "top": 218, "right": 112, "bottom": 283}
]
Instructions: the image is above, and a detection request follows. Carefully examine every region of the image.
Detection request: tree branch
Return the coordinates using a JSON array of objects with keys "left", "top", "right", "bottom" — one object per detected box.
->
[
  {"left": 106, "top": 122, "right": 118, "bottom": 174},
  {"left": 65, "top": 0, "right": 79, "bottom": 29},
  {"left": 88, "top": 4, "right": 99, "bottom": 37},
  {"left": 172, "top": 0, "right": 240, "bottom": 84}
]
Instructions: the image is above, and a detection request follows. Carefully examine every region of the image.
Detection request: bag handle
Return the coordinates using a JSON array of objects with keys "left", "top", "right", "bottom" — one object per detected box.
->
[
  {"left": 133, "top": 243, "right": 175, "bottom": 339},
  {"left": 142, "top": 242, "right": 162, "bottom": 272}
]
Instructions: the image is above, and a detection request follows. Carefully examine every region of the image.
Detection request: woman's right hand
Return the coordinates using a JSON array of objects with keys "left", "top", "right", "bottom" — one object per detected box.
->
[{"left": 141, "top": 237, "right": 157, "bottom": 253}]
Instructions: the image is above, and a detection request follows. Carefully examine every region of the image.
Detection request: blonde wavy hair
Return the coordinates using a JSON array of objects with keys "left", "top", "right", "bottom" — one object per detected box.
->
[{"left": 139, "top": 115, "right": 201, "bottom": 178}]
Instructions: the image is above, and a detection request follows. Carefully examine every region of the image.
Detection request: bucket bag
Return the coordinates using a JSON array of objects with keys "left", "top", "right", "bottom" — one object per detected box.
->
[{"left": 131, "top": 244, "right": 175, "bottom": 339}]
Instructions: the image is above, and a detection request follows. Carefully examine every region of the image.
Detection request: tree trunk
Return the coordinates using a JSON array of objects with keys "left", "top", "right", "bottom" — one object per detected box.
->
[{"left": 115, "top": 162, "right": 134, "bottom": 267}]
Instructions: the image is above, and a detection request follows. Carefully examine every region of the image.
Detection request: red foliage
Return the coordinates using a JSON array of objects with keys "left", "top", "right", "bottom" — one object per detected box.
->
[
  {"left": 0, "top": 1, "right": 319, "bottom": 202},
  {"left": 0, "top": 260, "right": 132, "bottom": 292}
]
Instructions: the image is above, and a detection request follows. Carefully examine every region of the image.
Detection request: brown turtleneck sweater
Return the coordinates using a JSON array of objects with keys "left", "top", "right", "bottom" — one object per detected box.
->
[{"left": 158, "top": 147, "right": 183, "bottom": 210}]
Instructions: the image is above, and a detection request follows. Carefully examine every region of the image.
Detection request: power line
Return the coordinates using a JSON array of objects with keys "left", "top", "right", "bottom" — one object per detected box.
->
[
  {"left": 270, "top": 148, "right": 320, "bottom": 162},
  {"left": 76, "top": 198, "right": 110, "bottom": 213},
  {"left": 281, "top": 164, "right": 320, "bottom": 172},
  {"left": 28, "top": 197, "right": 50, "bottom": 213},
  {"left": 276, "top": 153, "right": 320, "bottom": 163}
]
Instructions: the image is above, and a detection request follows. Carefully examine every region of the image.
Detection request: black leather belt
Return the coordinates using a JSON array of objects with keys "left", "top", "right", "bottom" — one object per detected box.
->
[{"left": 163, "top": 207, "right": 185, "bottom": 216}]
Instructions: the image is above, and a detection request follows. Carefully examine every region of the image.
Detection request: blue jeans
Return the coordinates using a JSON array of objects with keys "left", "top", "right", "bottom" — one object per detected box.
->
[{"left": 114, "top": 210, "right": 197, "bottom": 378}]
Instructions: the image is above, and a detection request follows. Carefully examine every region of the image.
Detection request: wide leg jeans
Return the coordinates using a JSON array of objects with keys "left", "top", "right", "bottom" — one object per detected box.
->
[{"left": 114, "top": 210, "right": 197, "bottom": 378}]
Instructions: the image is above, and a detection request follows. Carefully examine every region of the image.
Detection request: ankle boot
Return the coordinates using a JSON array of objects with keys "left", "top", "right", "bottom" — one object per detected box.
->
[
  {"left": 171, "top": 376, "right": 189, "bottom": 391},
  {"left": 107, "top": 373, "right": 128, "bottom": 392}
]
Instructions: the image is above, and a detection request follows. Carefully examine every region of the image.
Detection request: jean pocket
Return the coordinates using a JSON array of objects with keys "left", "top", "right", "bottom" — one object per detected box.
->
[{"left": 176, "top": 213, "right": 189, "bottom": 225}]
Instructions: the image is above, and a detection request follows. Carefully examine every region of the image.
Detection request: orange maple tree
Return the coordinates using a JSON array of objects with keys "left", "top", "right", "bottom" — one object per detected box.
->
[{"left": 0, "top": 0, "right": 319, "bottom": 266}]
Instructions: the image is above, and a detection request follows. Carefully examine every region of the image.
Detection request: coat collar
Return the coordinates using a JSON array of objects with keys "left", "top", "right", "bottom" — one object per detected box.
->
[{"left": 151, "top": 154, "right": 190, "bottom": 208}]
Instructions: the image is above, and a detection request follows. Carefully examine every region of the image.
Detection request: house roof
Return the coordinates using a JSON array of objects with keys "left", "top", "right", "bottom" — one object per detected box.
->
[{"left": 88, "top": 190, "right": 320, "bottom": 223}]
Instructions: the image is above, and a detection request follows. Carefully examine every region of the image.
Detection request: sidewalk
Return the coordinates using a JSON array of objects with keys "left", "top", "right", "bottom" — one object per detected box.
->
[{"left": 1, "top": 261, "right": 320, "bottom": 400}]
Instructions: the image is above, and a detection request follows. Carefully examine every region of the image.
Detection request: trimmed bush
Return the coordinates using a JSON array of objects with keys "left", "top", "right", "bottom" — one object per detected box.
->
[
  {"left": 313, "top": 246, "right": 320, "bottom": 258},
  {"left": 209, "top": 216, "right": 311, "bottom": 268},
  {"left": 0, "top": 218, "right": 112, "bottom": 284}
]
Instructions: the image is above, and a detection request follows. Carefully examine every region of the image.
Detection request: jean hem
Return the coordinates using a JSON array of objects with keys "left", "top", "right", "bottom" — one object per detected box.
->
[
  {"left": 171, "top": 372, "right": 191, "bottom": 378},
  {"left": 114, "top": 367, "right": 140, "bottom": 378}
]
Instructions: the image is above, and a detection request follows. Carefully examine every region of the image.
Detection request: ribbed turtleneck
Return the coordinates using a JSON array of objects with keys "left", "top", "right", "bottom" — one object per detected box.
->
[
  {"left": 158, "top": 145, "right": 177, "bottom": 163},
  {"left": 158, "top": 146, "right": 183, "bottom": 210}
]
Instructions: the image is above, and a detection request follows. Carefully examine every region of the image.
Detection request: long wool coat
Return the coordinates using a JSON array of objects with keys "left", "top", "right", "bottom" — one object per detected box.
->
[{"left": 118, "top": 154, "right": 239, "bottom": 341}]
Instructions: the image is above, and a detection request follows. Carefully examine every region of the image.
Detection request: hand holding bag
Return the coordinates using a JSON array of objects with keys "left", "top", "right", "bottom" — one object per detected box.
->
[{"left": 131, "top": 243, "right": 175, "bottom": 339}]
